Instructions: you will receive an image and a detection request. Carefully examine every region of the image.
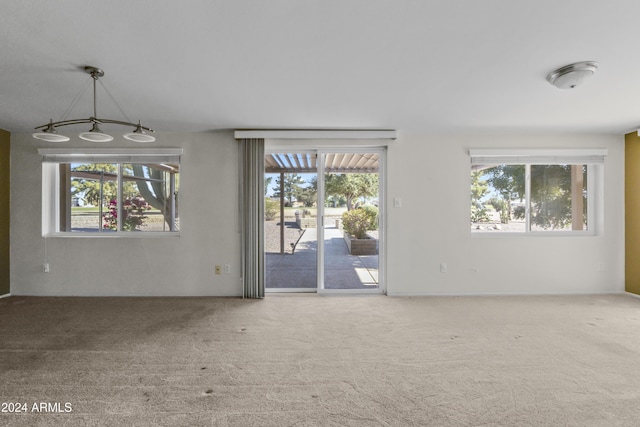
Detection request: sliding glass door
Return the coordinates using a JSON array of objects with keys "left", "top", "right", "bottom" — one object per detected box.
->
[
  {"left": 264, "top": 153, "right": 318, "bottom": 291},
  {"left": 319, "top": 151, "right": 382, "bottom": 291},
  {"left": 265, "top": 148, "right": 385, "bottom": 293}
]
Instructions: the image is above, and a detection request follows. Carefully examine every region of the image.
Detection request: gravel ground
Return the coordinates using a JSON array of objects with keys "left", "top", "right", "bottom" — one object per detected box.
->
[{"left": 265, "top": 220, "right": 304, "bottom": 253}]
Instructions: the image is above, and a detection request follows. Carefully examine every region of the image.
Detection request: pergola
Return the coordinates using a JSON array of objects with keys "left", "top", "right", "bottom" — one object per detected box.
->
[
  {"left": 266, "top": 152, "right": 379, "bottom": 253},
  {"left": 265, "top": 153, "right": 379, "bottom": 174}
]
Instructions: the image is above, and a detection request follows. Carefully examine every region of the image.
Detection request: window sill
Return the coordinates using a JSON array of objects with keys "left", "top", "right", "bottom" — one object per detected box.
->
[
  {"left": 44, "top": 232, "right": 180, "bottom": 238},
  {"left": 470, "top": 230, "right": 597, "bottom": 238}
]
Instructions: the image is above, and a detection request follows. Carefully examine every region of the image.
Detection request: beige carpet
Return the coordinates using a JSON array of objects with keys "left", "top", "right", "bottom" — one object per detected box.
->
[{"left": 1, "top": 294, "right": 640, "bottom": 426}]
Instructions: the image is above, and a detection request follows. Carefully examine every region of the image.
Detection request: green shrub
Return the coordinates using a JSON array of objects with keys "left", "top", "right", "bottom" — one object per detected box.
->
[
  {"left": 265, "top": 199, "right": 279, "bottom": 221},
  {"left": 470, "top": 204, "right": 490, "bottom": 223},
  {"left": 360, "top": 205, "right": 378, "bottom": 230},
  {"left": 489, "top": 197, "right": 510, "bottom": 224},
  {"left": 342, "top": 206, "right": 377, "bottom": 239}
]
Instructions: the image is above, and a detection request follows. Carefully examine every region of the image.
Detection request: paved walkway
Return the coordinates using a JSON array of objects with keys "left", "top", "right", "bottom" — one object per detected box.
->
[{"left": 266, "top": 225, "right": 379, "bottom": 290}]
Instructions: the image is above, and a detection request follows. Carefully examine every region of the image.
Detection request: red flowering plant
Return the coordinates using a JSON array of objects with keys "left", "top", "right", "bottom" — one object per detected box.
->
[{"left": 103, "top": 196, "right": 151, "bottom": 231}]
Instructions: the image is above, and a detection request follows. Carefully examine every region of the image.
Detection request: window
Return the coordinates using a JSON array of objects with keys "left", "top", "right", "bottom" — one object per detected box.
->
[
  {"left": 40, "top": 149, "right": 181, "bottom": 236},
  {"left": 469, "top": 149, "right": 606, "bottom": 234}
]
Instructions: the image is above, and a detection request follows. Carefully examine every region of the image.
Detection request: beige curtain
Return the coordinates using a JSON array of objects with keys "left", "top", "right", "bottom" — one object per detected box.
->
[{"left": 239, "top": 138, "right": 265, "bottom": 298}]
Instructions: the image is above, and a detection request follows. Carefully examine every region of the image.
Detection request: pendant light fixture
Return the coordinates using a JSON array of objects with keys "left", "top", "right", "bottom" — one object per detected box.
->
[{"left": 33, "top": 66, "right": 155, "bottom": 143}]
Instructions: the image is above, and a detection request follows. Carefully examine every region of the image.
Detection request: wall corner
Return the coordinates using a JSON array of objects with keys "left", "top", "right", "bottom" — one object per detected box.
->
[
  {"left": 0, "top": 128, "right": 10, "bottom": 296},
  {"left": 625, "top": 132, "right": 640, "bottom": 295}
]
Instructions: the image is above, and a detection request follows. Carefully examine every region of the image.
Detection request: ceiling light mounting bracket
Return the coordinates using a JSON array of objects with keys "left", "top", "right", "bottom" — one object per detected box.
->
[{"left": 85, "top": 65, "right": 104, "bottom": 79}]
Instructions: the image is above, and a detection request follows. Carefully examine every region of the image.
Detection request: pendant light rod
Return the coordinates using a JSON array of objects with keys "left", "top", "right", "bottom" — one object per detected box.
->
[
  {"left": 34, "top": 117, "right": 154, "bottom": 132},
  {"left": 91, "top": 67, "right": 98, "bottom": 118}
]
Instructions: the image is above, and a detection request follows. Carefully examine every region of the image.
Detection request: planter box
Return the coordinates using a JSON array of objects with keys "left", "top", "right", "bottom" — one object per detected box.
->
[
  {"left": 296, "top": 217, "right": 316, "bottom": 228},
  {"left": 343, "top": 231, "right": 378, "bottom": 255},
  {"left": 295, "top": 211, "right": 316, "bottom": 228}
]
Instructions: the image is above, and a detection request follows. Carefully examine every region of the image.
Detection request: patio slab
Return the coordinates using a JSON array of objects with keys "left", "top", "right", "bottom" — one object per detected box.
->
[{"left": 266, "top": 225, "right": 379, "bottom": 290}]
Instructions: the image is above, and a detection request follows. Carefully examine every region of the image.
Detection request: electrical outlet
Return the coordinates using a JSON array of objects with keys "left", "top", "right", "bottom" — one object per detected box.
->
[
  {"left": 43, "top": 263, "right": 50, "bottom": 273},
  {"left": 224, "top": 264, "right": 230, "bottom": 274},
  {"left": 215, "top": 265, "right": 221, "bottom": 275}
]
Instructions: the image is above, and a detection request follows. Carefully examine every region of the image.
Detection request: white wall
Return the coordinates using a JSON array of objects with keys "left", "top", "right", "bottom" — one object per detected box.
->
[
  {"left": 386, "top": 133, "right": 625, "bottom": 295},
  {"left": 10, "top": 132, "right": 242, "bottom": 296},
  {"left": 10, "top": 131, "right": 625, "bottom": 296}
]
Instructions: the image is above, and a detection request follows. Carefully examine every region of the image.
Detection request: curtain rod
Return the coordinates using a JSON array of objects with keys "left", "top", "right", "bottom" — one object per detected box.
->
[{"left": 234, "top": 130, "right": 397, "bottom": 140}]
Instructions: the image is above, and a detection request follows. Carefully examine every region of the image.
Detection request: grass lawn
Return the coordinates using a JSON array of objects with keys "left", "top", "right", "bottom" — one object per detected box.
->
[
  {"left": 275, "top": 206, "right": 347, "bottom": 218},
  {"left": 71, "top": 207, "right": 99, "bottom": 213},
  {"left": 72, "top": 207, "right": 164, "bottom": 215}
]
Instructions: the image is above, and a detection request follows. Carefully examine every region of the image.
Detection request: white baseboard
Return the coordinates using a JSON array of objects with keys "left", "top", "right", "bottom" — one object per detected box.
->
[
  {"left": 386, "top": 291, "right": 625, "bottom": 297},
  {"left": 0, "top": 293, "right": 11, "bottom": 299}
]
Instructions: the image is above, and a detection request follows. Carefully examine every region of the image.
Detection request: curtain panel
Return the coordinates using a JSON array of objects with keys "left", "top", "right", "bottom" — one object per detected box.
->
[{"left": 239, "top": 138, "right": 265, "bottom": 298}]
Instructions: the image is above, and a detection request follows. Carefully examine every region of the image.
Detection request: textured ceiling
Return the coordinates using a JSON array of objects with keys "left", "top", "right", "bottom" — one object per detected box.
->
[{"left": 2, "top": 1, "right": 640, "bottom": 136}]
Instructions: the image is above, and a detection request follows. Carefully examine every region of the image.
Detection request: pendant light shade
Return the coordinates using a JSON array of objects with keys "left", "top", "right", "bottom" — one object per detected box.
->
[
  {"left": 79, "top": 122, "right": 114, "bottom": 142},
  {"left": 32, "top": 120, "right": 71, "bottom": 142},
  {"left": 123, "top": 122, "right": 156, "bottom": 143},
  {"left": 33, "top": 66, "right": 155, "bottom": 142}
]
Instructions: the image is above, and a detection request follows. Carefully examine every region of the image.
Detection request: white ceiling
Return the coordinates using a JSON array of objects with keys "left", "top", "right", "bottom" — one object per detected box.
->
[{"left": 2, "top": 1, "right": 640, "bottom": 136}]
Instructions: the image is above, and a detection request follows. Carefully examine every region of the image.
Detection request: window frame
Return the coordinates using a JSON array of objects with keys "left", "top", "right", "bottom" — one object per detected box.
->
[
  {"left": 469, "top": 149, "right": 606, "bottom": 237},
  {"left": 39, "top": 148, "right": 182, "bottom": 238}
]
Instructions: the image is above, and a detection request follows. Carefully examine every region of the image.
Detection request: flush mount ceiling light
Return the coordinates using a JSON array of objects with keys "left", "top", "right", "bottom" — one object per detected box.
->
[
  {"left": 33, "top": 66, "right": 155, "bottom": 143},
  {"left": 546, "top": 61, "right": 599, "bottom": 90}
]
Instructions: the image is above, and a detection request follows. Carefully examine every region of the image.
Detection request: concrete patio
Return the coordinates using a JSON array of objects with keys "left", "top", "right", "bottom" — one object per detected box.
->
[{"left": 266, "top": 225, "right": 379, "bottom": 290}]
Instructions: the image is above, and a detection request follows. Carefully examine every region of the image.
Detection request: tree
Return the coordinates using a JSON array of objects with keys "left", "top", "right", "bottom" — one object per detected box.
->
[
  {"left": 485, "top": 164, "right": 584, "bottom": 230},
  {"left": 324, "top": 173, "right": 378, "bottom": 210},
  {"left": 71, "top": 163, "right": 119, "bottom": 206},
  {"left": 528, "top": 165, "right": 580, "bottom": 230},
  {"left": 131, "top": 164, "right": 178, "bottom": 230},
  {"left": 296, "top": 176, "right": 317, "bottom": 207},
  {"left": 470, "top": 170, "right": 490, "bottom": 223},
  {"left": 486, "top": 165, "right": 525, "bottom": 200},
  {"left": 264, "top": 176, "right": 273, "bottom": 196},
  {"left": 272, "top": 174, "right": 305, "bottom": 206},
  {"left": 484, "top": 165, "right": 525, "bottom": 224},
  {"left": 71, "top": 163, "right": 142, "bottom": 207}
]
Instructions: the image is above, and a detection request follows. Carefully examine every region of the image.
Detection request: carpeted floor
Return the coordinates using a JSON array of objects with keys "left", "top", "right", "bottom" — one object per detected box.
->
[{"left": 1, "top": 294, "right": 640, "bottom": 426}]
